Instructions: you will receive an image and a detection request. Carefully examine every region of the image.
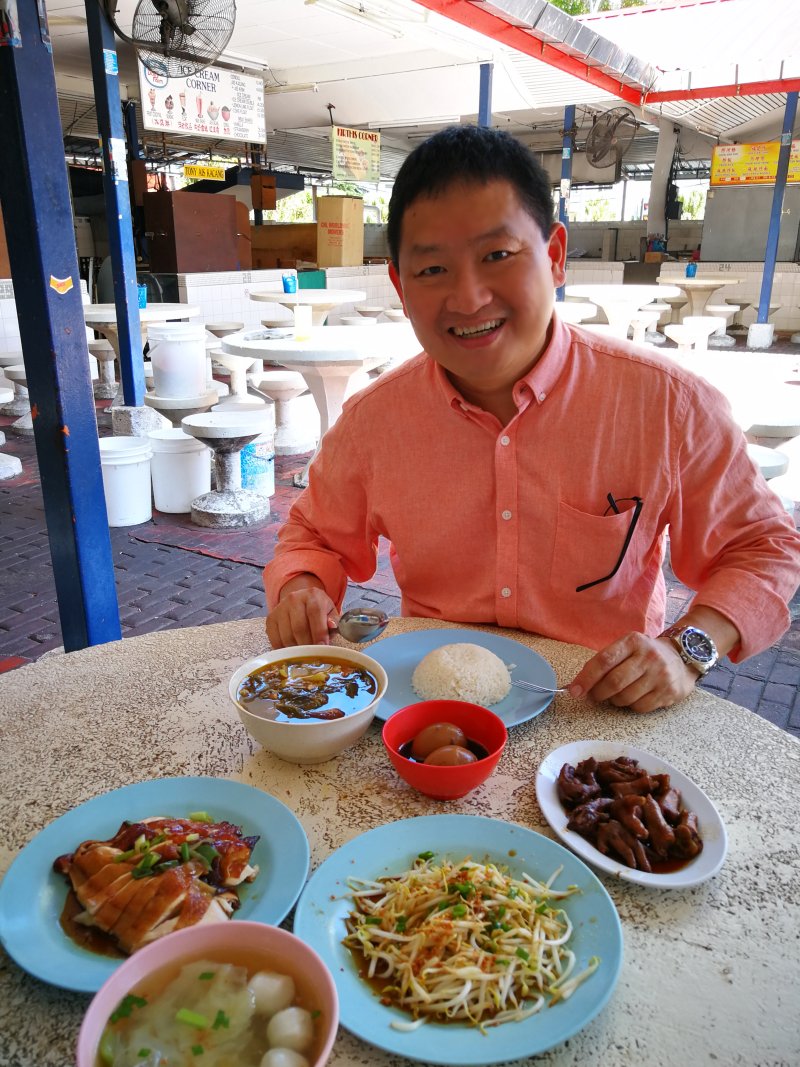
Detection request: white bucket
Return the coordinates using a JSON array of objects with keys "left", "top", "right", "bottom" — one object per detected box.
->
[
  {"left": 148, "top": 428, "right": 211, "bottom": 513},
  {"left": 98, "top": 436, "right": 153, "bottom": 526},
  {"left": 241, "top": 430, "right": 276, "bottom": 498},
  {"left": 148, "top": 322, "right": 207, "bottom": 398}
]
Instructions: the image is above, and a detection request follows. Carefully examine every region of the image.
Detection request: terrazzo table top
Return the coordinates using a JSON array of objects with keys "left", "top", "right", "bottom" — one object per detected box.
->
[{"left": 1, "top": 616, "right": 798, "bottom": 1066}]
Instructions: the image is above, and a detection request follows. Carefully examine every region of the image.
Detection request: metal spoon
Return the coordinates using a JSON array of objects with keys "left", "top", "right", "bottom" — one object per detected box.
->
[
  {"left": 333, "top": 607, "right": 390, "bottom": 643},
  {"left": 511, "top": 678, "right": 569, "bottom": 694}
]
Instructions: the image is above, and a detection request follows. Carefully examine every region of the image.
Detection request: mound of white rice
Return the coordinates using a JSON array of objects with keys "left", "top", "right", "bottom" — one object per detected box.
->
[{"left": 411, "top": 643, "right": 511, "bottom": 706}]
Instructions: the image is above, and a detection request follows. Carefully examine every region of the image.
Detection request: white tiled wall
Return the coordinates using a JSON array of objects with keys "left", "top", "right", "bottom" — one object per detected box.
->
[
  {"left": 565, "top": 262, "right": 625, "bottom": 285},
  {"left": 0, "top": 281, "right": 21, "bottom": 356}
]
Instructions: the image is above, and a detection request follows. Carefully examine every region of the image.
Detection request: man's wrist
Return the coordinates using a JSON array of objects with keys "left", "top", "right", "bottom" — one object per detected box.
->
[{"left": 659, "top": 622, "right": 719, "bottom": 677}]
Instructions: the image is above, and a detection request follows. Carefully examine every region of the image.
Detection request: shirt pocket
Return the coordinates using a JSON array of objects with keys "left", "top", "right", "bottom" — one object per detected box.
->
[{"left": 550, "top": 498, "right": 642, "bottom": 602}]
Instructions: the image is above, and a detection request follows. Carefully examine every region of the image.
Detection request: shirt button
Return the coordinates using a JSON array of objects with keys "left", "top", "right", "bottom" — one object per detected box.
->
[
  {"left": 500, "top": 435, "right": 510, "bottom": 446},
  {"left": 538, "top": 391, "right": 546, "bottom": 402},
  {"left": 501, "top": 510, "right": 512, "bottom": 520},
  {"left": 500, "top": 586, "right": 512, "bottom": 598}
]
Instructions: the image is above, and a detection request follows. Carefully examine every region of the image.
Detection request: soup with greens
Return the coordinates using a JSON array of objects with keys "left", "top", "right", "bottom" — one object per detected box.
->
[{"left": 237, "top": 657, "right": 378, "bottom": 722}]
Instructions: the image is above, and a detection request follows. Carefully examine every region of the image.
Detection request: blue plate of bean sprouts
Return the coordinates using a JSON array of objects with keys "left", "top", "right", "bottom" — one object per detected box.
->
[{"left": 293, "top": 814, "right": 622, "bottom": 1065}]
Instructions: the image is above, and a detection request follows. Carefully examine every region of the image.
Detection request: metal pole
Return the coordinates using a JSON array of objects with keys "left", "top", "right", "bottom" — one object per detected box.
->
[
  {"left": 0, "top": 0, "right": 121, "bottom": 649},
  {"left": 556, "top": 104, "right": 576, "bottom": 302},
  {"left": 85, "top": 0, "right": 145, "bottom": 406},
  {"left": 478, "top": 63, "right": 493, "bottom": 128},
  {"left": 756, "top": 91, "right": 798, "bottom": 323}
]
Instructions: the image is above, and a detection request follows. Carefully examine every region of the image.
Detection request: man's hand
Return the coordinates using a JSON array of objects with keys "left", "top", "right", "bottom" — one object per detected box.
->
[
  {"left": 568, "top": 632, "right": 698, "bottom": 713},
  {"left": 266, "top": 575, "right": 338, "bottom": 649}
]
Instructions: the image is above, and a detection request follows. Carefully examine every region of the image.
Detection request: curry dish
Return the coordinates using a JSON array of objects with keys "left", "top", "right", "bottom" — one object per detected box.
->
[{"left": 237, "top": 657, "right": 378, "bottom": 722}]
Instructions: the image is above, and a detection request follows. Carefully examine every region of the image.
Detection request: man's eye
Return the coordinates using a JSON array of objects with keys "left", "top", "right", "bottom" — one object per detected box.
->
[
  {"left": 486, "top": 250, "right": 511, "bottom": 262},
  {"left": 417, "top": 265, "right": 445, "bottom": 277}
]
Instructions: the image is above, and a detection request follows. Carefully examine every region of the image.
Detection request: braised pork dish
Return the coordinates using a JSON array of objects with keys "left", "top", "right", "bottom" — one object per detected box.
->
[
  {"left": 557, "top": 756, "right": 703, "bottom": 873},
  {"left": 53, "top": 815, "right": 259, "bottom": 956},
  {"left": 236, "top": 656, "right": 378, "bottom": 721}
]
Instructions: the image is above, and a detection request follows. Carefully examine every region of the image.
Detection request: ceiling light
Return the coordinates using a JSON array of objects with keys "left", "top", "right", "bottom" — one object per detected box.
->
[
  {"left": 305, "top": 0, "right": 404, "bottom": 39},
  {"left": 264, "top": 83, "right": 320, "bottom": 95},
  {"left": 367, "top": 115, "right": 460, "bottom": 130}
]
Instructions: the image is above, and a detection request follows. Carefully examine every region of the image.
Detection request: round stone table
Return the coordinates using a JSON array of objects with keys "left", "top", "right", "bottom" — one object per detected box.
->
[{"left": 0, "top": 616, "right": 797, "bottom": 1066}]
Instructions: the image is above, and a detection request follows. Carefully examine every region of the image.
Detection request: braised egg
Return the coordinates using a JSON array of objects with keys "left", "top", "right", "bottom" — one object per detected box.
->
[
  {"left": 424, "top": 745, "right": 478, "bottom": 766},
  {"left": 411, "top": 722, "right": 468, "bottom": 760}
]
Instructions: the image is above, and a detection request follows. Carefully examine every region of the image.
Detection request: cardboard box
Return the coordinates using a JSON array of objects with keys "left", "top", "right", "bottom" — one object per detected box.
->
[
  {"left": 644, "top": 251, "right": 666, "bottom": 263},
  {"left": 250, "top": 223, "right": 317, "bottom": 269},
  {"left": 316, "top": 196, "right": 363, "bottom": 268}
]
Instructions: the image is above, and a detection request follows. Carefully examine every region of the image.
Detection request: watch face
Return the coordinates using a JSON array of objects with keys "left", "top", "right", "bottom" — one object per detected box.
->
[{"left": 681, "top": 627, "right": 715, "bottom": 663}]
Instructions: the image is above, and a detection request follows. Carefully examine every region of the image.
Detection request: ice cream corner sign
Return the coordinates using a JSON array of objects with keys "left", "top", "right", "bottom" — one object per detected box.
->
[
  {"left": 331, "top": 126, "right": 380, "bottom": 182},
  {"left": 138, "top": 60, "right": 265, "bottom": 145},
  {"left": 711, "top": 141, "right": 800, "bottom": 186}
]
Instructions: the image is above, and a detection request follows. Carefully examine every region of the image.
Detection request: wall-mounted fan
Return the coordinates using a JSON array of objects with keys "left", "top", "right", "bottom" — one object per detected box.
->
[
  {"left": 584, "top": 107, "right": 638, "bottom": 178},
  {"left": 103, "top": 0, "right": 236, "bottom": 78}
]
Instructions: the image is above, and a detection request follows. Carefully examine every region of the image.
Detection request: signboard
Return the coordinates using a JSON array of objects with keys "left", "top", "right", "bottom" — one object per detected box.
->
[
  {"left": 138, "top": 61, "right": 265, "bottom": 145},
  {"left": 184, "top": 164, "right": 226, "bottom": 182},
  {"left": 331, "top": 126, "right": 380, "bottom": 182},
  {"left": 710, "top": 141, "right": 800, "bottom": 186}
]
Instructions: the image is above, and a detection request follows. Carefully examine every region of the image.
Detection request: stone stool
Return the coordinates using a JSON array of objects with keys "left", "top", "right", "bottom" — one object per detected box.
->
[
  {"left": 664, "top": 295, "right": 689, "bottom": 324},
  {"left": 205, "top": 321, "right": 244, "bottom": 339},
  {"left": 89, "top": 339, "right": 118, "bottom": 400},
  {"left": 641, "top": 302, "right": 670, "bottom": 345},
  {"left": 629, "top": 310, "right": 661, "bottom": 346},
  {"left": 747, "top": 443, "right": 789, "bottom": 481},
  {"left": 0, "top": 384, "right": 22, "bottom": 479},
  {"left": 2, "top": 365, "right": 34, "bottom": 435},
  {"left": 705, "top": 304, "right": 738, "bottom": 348},
  {"left": 682, "top": 316, "right": 726, "bottom": 356},
  {"left": 252, "top": 369, "right": 317, "bottom": 455},
  {"left": 663, "top": 324, "right": 696, "bottom": 355},
  {"left": 354, "top": 305, "right": 386, "bottom": 319},
  {"left": 726, "top": 299, "right": 750, "bottom": 332},
  {"left": 382, "top": 308, "right": 409, "bottom": 323}
]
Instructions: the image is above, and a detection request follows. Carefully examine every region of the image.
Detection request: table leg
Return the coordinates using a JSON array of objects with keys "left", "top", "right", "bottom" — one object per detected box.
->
[{"left": 282, "top": 363, "right": 357, "bottom": 488}]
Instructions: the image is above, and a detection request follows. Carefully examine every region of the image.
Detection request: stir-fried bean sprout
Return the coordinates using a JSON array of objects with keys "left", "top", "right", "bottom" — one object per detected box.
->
[{"left": 343, "top": 854, "right": 599, "bottom": 1032}]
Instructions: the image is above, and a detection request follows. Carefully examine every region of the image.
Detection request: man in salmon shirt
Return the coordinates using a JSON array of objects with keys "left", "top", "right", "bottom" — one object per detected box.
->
[{"left": 263, "top": 125, "right": 800, "bottom": 713}]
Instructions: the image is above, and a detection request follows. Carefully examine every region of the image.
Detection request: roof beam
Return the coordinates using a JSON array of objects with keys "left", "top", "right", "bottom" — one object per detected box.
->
[
  {"left": 411, "top": 0, "right": 642, "bottom": 106},
  {"left": 646, "top": 78, "right": 800, "bottom": 103}
]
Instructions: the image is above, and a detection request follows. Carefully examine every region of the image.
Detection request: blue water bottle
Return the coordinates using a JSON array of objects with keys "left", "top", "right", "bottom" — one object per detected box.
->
[
  {"left": 282, "top": 271, "right": 298, "bottom": 294},
  {"left": 685, "top": 262, "right": 697, "bottom": 278}
]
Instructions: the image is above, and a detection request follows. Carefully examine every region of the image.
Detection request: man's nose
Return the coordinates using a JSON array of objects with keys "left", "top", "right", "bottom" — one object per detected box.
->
[{"left": 444, "top": 265, "right": 492, "bottom": 315}]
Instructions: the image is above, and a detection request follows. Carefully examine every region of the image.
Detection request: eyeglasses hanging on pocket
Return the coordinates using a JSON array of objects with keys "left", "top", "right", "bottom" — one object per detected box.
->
[{"left": 575, "top": 493, "right": 644, "bottom": 592}]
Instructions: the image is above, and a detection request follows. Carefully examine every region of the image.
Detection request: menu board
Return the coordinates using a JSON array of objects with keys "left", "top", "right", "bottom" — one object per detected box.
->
[
  {"left": 331, "top": 126, "right": 381, "bottom": 183},
  {"left": 710, "top": 141, "right": 800, "bottom": 186},
  {"left": 138, "top": 61, "right": 265, "bottom": 145}
]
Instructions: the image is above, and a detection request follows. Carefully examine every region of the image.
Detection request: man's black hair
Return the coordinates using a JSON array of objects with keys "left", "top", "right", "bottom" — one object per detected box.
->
[{"left": 387, "top": 124, "right": 555, "bottom": 267}]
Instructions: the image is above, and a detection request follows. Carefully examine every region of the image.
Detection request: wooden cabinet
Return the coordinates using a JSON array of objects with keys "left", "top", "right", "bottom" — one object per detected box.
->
[{"left": 144, "top": 190, "right": 251, "bottom": 273}]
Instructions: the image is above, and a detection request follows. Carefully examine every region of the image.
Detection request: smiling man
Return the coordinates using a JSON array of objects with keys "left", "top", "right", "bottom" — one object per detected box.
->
[{"left": 263, "top": 125, "right": 800, "bottom": 713}]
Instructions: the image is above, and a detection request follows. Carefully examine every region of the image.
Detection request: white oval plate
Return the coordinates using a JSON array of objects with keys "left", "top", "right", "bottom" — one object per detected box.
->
[{"left": 535, "top": 740, "right": 728, "bottom": 889}]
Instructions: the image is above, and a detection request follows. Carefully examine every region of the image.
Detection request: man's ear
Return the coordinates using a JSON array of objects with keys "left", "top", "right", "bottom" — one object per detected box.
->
[
  {"left": 548, "top": 223, "right": 568, "bottom": 288},
  {"left": 388, "top": 261, "right": 406, "bottom": 312}
]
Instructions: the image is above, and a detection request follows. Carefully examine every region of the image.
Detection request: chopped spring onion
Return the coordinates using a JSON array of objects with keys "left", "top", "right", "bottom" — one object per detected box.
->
[
  {"left": 212, "top": 1010, "right": 230, "bottom": 1030},
  {"left": 176, "top": 1008, "right": 211, "bottom": 1029},
  {"left": 110, "top": 994, "right": 147, "bottom": 1023},
  {"left": 189, "top": 811, "right": 213, "bottom": 823}
]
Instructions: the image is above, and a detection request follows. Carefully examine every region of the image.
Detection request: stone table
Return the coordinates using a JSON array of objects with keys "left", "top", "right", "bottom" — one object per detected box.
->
[{"left": 0, "top": 616, "right": 797, "bottom": 1066}]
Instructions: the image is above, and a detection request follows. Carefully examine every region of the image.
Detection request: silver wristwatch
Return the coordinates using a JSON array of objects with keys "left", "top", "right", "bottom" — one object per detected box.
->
[{"left": 660, "top": 623, "right": 719, "bottom": 677}]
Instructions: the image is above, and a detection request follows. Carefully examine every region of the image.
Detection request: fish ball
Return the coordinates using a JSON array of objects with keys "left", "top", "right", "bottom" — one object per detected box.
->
[
  {"left": 266, "top": 1006, "right": 314, "bottom": 1053},
  {"left": 249, "top": 971, "right": 296, "bottom": 1017},
  {"left": 260, "top": 1050, "right": 309, "bottom": 1067}
]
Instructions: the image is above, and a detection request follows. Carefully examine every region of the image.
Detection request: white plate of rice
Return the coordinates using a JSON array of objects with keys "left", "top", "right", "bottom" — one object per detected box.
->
[{"left": 365, "top": 628, "right": 558, "bottom": 728}]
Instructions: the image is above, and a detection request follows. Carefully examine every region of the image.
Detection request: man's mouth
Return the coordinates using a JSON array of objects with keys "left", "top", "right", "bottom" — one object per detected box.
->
[{"left": 450, "top": 319, "right": 504, "bottom": 338}]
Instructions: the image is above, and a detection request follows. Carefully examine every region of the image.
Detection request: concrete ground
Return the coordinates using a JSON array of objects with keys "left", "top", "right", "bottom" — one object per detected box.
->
[{"left": 1, "top": 333, "right": 799, "bottom": 739}]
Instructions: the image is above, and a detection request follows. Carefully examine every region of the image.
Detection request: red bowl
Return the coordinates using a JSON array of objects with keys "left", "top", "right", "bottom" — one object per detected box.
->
[{"left": 382, "top": 700, "right": 508, "bottom": 800}]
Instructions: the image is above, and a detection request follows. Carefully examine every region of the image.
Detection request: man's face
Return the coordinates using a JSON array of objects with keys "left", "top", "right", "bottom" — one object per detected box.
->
[{"left": 389, "top": 179, "right": 567, "bottom": 402}]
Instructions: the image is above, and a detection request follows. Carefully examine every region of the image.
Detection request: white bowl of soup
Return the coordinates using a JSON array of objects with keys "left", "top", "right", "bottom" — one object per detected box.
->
[
  {"left": 77, "top": 921, "right": 339, "bottom": 1067},
  {"left": 229, "top": 645, "right": 388, "bottom": 765}
]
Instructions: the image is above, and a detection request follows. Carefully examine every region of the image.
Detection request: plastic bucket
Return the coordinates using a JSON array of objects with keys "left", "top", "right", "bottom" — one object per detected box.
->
[
  {"left": 98, "top": 437, "right": 153, "bottom": 527},
  {"left": 241, "top": 430, "right": 275, "bottom": 498},
  {"left": 148, "top": 428, "right": 211, "bottom": 513},
  {"left": 148, "top": 322, "right": 207, "bottom": 398}
]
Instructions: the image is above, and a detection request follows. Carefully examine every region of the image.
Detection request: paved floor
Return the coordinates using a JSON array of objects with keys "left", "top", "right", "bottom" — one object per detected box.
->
[{"left": 1, "top": 340, "right": 799, "bottom": 738}]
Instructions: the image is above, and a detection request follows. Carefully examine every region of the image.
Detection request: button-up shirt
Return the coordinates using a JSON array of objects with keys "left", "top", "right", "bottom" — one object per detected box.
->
[{"left": 264, "top": 317, "right": 800, "bottom": 659}]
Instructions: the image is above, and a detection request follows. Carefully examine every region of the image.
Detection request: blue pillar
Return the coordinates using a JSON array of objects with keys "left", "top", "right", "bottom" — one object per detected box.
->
[
  {"left": 85, "top": 0, "right": 145, "bottom": 405},
  {"left": 478, "top": 63, "right": 493, "bottom": 128},
  {"left": 757, "top": 91, "right": 798, "bottom": 323},
  {"left": 556, "top": 104, "right": 576, "bottom": 302},
  {"left": 0, "top": 0, "right": 121, "bottom": 649}
]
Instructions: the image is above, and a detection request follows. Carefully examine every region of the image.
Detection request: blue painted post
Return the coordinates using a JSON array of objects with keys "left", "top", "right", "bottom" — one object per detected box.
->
[
  {"left": 556, "top": 104, "right": 576, "bottom": 302},
  {"left": 478, "top": 63, "right": 493, "bottom": 128},
  {"left": 757, "top": 91, "right": 798, "bottom": 323},
  {"left": 85, "top": 0, "right": 145, "bottom": 406},
  {"left": 0, "top": 0, "right": 121, "bottom": 648}
]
